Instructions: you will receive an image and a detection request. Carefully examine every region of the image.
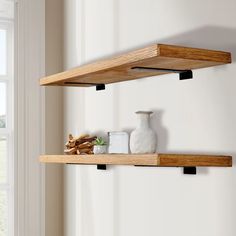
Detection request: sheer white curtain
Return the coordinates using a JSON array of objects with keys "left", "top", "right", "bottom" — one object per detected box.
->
[
  {"left": 0, "top": 1, "right": 14, "bottom": 235},
  {"left": 15, "top": 0, "right": 45, "bottom": 235},
  {"left": 0, "top": 0, "right": 46, "bottom": 236}
]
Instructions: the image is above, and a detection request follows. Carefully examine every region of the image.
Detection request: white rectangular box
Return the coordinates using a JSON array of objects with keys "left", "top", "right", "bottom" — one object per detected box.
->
[{"left": 108, "top": 131, "right": 129, "bottom": 154}]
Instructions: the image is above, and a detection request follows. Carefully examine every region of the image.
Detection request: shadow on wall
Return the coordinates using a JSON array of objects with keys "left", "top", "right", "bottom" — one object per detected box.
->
[
  {"left": 150, "top": 109, "right": 169, "bottom": 153},
  {"left": 146, "top": 109, "right": 235, "bottom": 174},
  {"left": 158, "top": 25, "right": 236, "bottom": 62}
]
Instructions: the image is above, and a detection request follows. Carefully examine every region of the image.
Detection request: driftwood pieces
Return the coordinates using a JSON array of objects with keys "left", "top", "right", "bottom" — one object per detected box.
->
[{"left": 64, "top": 134, "right": 96, "bottom": 155}]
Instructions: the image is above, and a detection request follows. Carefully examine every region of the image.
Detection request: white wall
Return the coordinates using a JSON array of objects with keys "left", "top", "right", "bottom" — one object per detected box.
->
[{"left": 64, "top": 0, "right": 236, "bottom": 236}]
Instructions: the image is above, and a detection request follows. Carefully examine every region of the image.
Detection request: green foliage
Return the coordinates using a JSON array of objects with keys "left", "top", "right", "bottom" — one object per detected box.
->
[
  {"left": 94, "top": 137, "right": 106, "bottom": 146},
  {"left": 0, "top": 116, "right": 5, "bottom": 128}
]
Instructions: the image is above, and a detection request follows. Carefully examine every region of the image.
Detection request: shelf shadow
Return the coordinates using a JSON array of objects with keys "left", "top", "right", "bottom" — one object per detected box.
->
[
  {"left": 157, "top": 25, "right": 236, "bottom": 62},
  {"left": 150, "top": 109, "right": 169, "bottom": 153}
]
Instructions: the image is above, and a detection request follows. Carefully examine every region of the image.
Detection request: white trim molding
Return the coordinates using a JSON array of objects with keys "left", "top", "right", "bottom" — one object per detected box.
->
[{"left": 15, "top": 0, "right": 45, "bottom": 236}]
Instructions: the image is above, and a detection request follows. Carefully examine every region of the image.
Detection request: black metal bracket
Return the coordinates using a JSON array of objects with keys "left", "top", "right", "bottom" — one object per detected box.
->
[
  {"left": 135, "top": 165, "right": 197, "bottom": 175},
  {"left": 97, "top": 164, "right": 106, "bottom": 170},
  {"left": 183, "top": 167, "right": 197, "bottom": 175},
  {"left": 96, "top": 84, "right": 106, "bottom": 91},
  {"left": 64, "top": 82, "right": 106, "bottom": 91},
  {"left": 179, "top": 70, "right": 193, "bottom": 80},
  {"left": 131, "top": 66, "right": 193, "bottom": 80}
]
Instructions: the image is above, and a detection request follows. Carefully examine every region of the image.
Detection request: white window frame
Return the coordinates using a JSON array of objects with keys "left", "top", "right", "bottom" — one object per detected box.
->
[{"left": 0, "top": 18, "right": 14, "bottom": 236}]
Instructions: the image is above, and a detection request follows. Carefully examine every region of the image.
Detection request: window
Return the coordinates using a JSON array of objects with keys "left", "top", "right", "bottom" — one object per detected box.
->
[
  {"left": 0, "top": 29, "right": 7, "bottom": 76},
  {"left": 0, "top": 82, "right": 6, "bottom": 128},
  {"left": 0, "top": 1, "right": 14, "bottom": 236}
]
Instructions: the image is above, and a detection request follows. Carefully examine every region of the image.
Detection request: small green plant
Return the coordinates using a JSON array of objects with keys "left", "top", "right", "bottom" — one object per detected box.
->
[{"left": 94, "top": 137, "right": 106, "bottom": 146}]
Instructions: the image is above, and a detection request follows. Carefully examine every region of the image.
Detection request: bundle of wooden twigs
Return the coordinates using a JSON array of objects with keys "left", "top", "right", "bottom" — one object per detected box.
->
[{"left": 64, "top": 134, "right": 97, "bottom": 155}]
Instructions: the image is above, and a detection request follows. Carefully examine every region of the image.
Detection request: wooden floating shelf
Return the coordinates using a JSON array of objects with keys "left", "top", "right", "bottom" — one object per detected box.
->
[
  {"left": 40, "top": 44, "right": 231, "bottom": 87},
  {"left": 39, "top": 153, "right": 232, "bottom": 167}
]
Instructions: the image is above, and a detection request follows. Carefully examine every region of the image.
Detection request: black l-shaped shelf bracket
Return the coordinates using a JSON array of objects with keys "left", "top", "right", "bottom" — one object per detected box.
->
[
  {"left": 64, "top": 67, "right": 192, "bottom": 90},
  {"left": 131, "top": 67, "right": 193, "bottom": 80},
  {"left": 64, "top": 82, "right": 106, "bottom": 91},
  {"left": 97, "top": 164, "right": 197, "bottom": 175}
]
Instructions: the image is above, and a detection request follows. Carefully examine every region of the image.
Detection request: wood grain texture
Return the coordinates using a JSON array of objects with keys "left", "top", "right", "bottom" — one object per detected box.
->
[
  {"left": 39, "top": 154, "right": 159, "bottom": 166},
  {"left": 39, "top": 153, "right": 232, "bottom": 167},
  {"left": 40, "top": 44, "right": 231, "bottom": 87},
  {"left": 158, "top": 154, "right": 232, "bottom": 167}
]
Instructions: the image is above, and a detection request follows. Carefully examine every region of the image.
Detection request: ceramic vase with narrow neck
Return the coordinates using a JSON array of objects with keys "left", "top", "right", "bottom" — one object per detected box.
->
[{"left": 130, "top": 111, "right": 157, "bottom": 154}]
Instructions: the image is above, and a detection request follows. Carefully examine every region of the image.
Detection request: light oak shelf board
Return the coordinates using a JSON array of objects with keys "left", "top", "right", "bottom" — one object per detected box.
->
[
  {"left": 40, "top": 44, "right": 231, "bottom": 87},
  {"left": 39, "top": 154, "right": 232, "bottom": 167}
]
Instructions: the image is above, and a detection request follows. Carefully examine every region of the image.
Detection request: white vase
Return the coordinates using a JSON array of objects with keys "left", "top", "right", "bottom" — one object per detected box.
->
[
  {"left": 93, "top": 145, "right": 107, "bottom": 154},
  {"left": 130, "top": 111, "right": 157, "bottom": 154}
]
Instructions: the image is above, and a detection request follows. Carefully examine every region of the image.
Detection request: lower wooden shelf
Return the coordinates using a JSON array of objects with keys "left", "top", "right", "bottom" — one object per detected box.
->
[{"left": 39, "top": 153, "right": 232, "bottom": 167}]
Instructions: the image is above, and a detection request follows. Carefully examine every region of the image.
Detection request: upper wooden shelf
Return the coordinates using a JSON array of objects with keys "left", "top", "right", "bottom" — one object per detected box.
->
[
  {"left": 39, "top": 153, "right": 232, "bottom": 167},
  {"left": 40, "top": 44, "right": 231, "bottom": 87}
]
